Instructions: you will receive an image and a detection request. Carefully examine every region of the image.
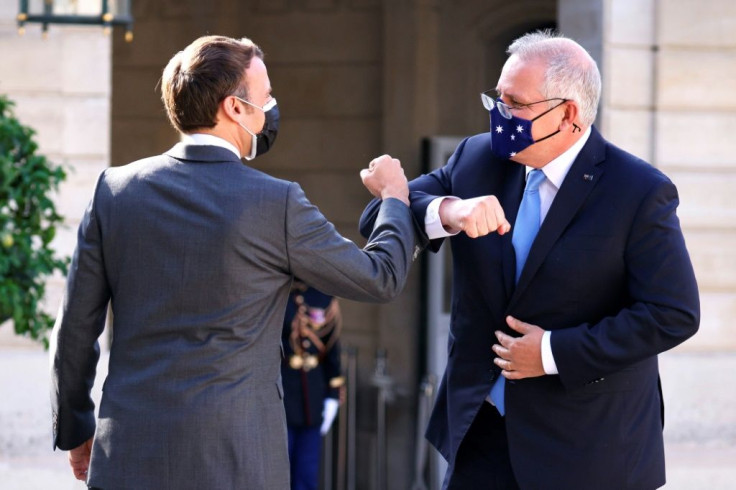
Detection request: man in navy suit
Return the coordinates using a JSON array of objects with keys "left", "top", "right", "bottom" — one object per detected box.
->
[{"left": 361, "top": 31, "right": 699, "bottom": 489}]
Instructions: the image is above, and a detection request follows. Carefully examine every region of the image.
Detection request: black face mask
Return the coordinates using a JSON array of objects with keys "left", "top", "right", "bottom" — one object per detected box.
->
[{"left": 255, "top": 102, "right": 280, "bottom": 156}]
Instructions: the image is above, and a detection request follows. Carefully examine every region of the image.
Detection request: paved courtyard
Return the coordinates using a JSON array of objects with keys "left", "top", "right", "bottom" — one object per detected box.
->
[{"left": 1, "top": 334, "right": 734, "bottom": 489}]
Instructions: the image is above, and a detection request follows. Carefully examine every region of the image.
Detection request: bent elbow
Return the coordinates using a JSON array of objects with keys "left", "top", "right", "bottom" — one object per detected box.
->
[
  {"left": 666, "top": 301, "right": 700, "bottom": 347},
  {"left": 372, "top": 268, "right": 408, "bottom": 303}
]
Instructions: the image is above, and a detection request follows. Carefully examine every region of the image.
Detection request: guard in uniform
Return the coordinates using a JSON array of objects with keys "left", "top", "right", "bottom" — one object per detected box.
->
[{"left": 281, "top": 280, "right": 344, "bottom": 490}]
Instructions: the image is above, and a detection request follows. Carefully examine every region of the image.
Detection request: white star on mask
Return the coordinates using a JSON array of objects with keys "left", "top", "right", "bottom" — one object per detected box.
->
[
  {"left": 516, "top": 125, "right": 524, "bottom": 133},
  {"left": 495, "top": 125, "right": 504, "bottom": 134}
]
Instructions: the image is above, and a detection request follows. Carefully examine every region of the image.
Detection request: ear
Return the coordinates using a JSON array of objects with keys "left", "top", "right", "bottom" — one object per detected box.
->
[
  {"left": 559, "top": 100, "right": 580, "bottom": 133},
  {"left": 221, "top": 95, "right": 241, "bottom": 123}
]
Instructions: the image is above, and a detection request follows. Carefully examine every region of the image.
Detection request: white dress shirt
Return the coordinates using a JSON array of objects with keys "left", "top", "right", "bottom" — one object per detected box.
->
[
  {"left": 425, "top": 128, "right": 592, "bottom": 375},
  {"left": 181, "top": 133, "right": 241, "bottom": 159}
]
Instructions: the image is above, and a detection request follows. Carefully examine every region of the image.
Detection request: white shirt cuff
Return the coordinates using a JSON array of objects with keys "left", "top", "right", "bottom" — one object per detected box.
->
[
  {"left": 541, "top": 330, "right": 558, "bottom": 375},
  {"left": 425, "top": 197, "right": 461, "bottom": 239}
]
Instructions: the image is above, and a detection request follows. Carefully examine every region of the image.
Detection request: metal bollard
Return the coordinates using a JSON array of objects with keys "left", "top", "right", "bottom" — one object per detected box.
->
[
  {"left": 411, "top": 374, "right": 436, "bottom": 490},
  {"left": 324, "top": 346, "right": 355, "bottom": 490},
  {"left": 346, "top": 346, "right": 357, "bottom": 490},
  {"left": 334, "top": 348, "right": 348, "bottom": 490},
  {"left": 371, "top": 348, "right": 396, "bottom": 490}
]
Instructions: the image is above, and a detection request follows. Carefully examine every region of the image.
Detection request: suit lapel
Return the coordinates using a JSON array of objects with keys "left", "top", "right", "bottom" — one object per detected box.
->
[{"left": 508, "top": 128, "right": 607, "bottom": 311}]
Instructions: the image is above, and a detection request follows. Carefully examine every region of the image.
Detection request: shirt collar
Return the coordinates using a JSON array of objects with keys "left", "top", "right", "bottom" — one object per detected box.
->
[
  {"left": 526, "top": 127, "right": 592, "bottom": 189},
  {"left": 181, "top": 133, "right": 241, "bottom": 159}
]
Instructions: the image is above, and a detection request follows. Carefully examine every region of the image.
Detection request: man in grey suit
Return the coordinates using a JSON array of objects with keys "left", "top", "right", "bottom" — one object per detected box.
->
[{"left": 51, "top": 35, "right": 416, "bottom": 489}]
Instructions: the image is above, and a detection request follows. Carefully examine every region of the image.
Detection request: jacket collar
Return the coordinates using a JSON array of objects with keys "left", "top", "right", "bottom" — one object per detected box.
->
[{"left": 165, "top": 143, "right": 244, "bottom": 164}]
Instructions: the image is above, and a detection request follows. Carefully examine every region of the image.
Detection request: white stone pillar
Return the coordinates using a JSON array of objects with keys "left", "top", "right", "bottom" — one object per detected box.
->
[
  {"left": 0, "top": 4, "right": 111, "bottom": 349},
  {"left": 562, "top": 1, "right": 736, "bottom": 485},
  {"left": 653, "top": 0, "right": 736, "bottom": 352}
]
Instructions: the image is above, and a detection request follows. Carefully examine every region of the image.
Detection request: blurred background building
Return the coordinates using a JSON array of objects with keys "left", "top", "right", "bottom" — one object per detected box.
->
[{"left": 1, "top": 0, "right": 734, "bottom": 489}]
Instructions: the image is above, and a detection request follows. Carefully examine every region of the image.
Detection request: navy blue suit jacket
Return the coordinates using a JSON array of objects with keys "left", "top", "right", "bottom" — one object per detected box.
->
[{"left": 360, "top": 127, "right": 699, "bottom": 489}]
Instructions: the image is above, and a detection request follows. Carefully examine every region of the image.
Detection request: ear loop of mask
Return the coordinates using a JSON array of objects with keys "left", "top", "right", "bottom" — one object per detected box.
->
[
  {"left": 233, "top": 96, "right": 261, "bottom": 160},
  {"left": 528, "top": 99, "right": 568, "bottom": 144}
]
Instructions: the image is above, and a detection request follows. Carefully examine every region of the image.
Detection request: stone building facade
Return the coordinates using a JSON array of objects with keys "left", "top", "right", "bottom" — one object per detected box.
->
[
  {"left": 0, "top": 1, "right": 110, "bottom": 347},
  {"left": 1, "top": 0, "right": 734, "bottom": 488}
]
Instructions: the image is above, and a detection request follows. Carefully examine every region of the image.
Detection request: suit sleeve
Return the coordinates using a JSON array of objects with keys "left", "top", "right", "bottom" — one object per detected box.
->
[
  {"left": 359, "top": 137, "right": 470, "bottom": 253},
  {"left": 285, "top": 182, "right": 415, "bottom": 302},
  {"left": 50, "top": 172, "right": 111, "bottom": 450},
  {"left": 551, "top": 177, "right": 700, "bottom": 390}
]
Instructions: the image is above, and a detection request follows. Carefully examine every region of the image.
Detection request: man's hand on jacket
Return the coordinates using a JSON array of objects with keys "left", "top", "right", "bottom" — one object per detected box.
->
[{"left": 493, "top": 316, "right": 546, "bottom": 379}]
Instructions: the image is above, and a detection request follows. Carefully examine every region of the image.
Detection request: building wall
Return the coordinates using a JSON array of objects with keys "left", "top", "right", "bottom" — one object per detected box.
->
[
  {"left": 596, "top": 0, "right": 736, "bottom": 352},
  {"left": 598, "top": 0, "right": 736, "bottom": 347},
  {"left": 0, "top": 2, "right": 111, "bottom": 348},
  {"left": 563, "top": 0, "right": 736, "bottom": 486}
]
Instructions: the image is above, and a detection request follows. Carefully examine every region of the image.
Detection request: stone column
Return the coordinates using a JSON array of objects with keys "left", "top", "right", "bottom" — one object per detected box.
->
[
  {"left": 0, "top": 4, "right": 111, "bottom": 348},
  {"left": 561, "top": 0, "right": 736, "bottom": 485}
]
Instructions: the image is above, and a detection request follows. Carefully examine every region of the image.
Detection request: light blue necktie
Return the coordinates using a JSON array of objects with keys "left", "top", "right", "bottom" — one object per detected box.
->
[{"left": 490, "top": 169, "right": 545, "bottom": 415}]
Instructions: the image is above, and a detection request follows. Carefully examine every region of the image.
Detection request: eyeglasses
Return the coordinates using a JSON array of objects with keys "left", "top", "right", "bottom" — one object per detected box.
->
[{"left": 480, "top": 90, "right": 567, "bottom": 120}]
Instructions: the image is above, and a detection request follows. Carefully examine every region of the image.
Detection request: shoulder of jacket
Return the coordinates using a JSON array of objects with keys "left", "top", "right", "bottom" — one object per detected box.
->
[
  {"left": 599, "top": 143, "right": 675, "bottom": 203},
  {"left": 461, "top": 132, "right": 492, "bottom": 154},
  {"left": 604, "top": 143, "right": 670, "bottom": 183}
]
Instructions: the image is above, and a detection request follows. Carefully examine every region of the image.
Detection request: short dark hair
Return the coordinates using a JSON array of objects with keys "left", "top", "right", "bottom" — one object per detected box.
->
[{"left": 160, "top": 35, "right": 264, "bottom": 133}]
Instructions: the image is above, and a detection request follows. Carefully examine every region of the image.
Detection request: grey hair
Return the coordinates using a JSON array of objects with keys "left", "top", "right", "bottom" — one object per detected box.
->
[{"left": 507, "top": 30, "right": 601, "bottom": 126}]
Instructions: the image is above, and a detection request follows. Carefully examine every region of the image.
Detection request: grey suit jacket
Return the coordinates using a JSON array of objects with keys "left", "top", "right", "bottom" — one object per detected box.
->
[{"left": 50, "top": 144, "right": 416, "bottom": 489}]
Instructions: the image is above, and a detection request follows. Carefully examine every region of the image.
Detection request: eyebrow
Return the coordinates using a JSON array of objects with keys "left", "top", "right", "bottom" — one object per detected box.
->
[
  {"left": 495, "top": 88, "right": 517, "bottom": 99},
  {"left": 495, "top": 88, "right": 518, "bottom": 102},
  {"left": 497, "top": 90, "right": 530, "bottom": 105}
]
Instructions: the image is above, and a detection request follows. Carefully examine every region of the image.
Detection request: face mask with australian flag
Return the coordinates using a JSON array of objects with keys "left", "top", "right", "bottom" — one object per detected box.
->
[{"left": 482, "top": 94, "right": 565, "bottom": 159}]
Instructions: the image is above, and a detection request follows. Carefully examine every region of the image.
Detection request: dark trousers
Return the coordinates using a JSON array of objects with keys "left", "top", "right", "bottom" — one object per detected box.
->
[
  {"left": 287, "top": 425, "right": 322, "bottom": 490},
  {"left": 445, "top": 401, "right": 520, "bottom": 490}
]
